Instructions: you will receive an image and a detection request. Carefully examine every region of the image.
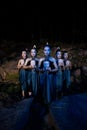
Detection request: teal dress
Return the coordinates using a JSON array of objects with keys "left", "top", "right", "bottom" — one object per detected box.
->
[
  {"left": 63, "top": 60, "right": 71, "bottom": 89},
  {"left": 19, "top": 68, "right": 27, "bottom": 91},
  {"left": 56, "top": 62, "right": 63, "bottom": 91},
  {"left": 39, "top": 58, "right": 55, "bottom": 104},
  {"left": 19, "top": 58, "right": 27, "bottom": 91},
  {"left": 26, "top": 58, "right": 39, "bottom": 96}
]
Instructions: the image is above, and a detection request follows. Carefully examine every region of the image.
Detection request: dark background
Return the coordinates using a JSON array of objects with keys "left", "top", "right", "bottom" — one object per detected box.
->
[{"left": 0, "top": 1, "right": 87, "bottom": 43}]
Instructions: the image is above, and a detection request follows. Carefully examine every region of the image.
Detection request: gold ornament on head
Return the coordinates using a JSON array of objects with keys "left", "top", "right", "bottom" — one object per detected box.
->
[
  {"left": 46, "top": 42, "right": 49, "bottom": 45},
  {"left": 55, "top": 46, "right": 61, "bottom": 54},
  {"left": 33, "top": 45, "right": 36, "bottom": 49},
  {"left": 57, "top": 46, "right": 60, "bottom": 50}
]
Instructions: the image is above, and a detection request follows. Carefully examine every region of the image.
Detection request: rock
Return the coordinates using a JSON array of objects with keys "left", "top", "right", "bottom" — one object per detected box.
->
[
  {"left": 0, "top": 67, "right": 7, "bottom": 81},
  {"left": 0, "top": 101, "right": 3, "bottom": 108},
  {"left": 83, "top": 66, "right": 87, "bottom": 76},
  {"left": 84, "top": 50, "right": 87, "bottom": 56},
  {"left": 74, "top": 69, "right": 81, "bottom": 78}
]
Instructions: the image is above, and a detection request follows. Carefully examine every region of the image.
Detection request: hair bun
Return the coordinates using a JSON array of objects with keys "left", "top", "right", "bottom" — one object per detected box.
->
[
  {"left": 44, "top": 42, "right": 51, "bottom": 49},
  {"left": 46, "top": 42, "right": 49, "bottom": 45},
  {"left": 55, "top": 46, "right": 61, "bottom": 54},
  {"left": 33, "top": 45, "right": 36, "bottom": 49},
  {"left": 57, "top": 46, "right": 60, "bottom": 50}
]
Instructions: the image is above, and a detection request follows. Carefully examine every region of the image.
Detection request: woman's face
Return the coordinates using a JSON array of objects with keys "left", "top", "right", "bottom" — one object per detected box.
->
[
  {"left": 56, "top": 51, "right": 62, "bottom": 59},
  {"left": 44, "top": 46, "right": 50, "bottom": 57},
  {"left": 22, "top": 51, "right": 26, "bottom": 59},
  {"left": 31, "top": 49, "right": 36, "bottom": 57},
  {"left": 64, "top": 52, "right": 68, "bottom": 59}
]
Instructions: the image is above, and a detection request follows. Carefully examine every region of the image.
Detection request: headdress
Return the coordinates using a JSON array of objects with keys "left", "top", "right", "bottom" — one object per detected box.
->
[
  {"left": 31, "top": 45, "right": 37, "bottom": 53},
  {"left": 44, "top": 42, "right": 51, "bottom": 49},
  {"left": 55, "top": 46, "right": 61, "bottom": 54},
  {"left": 33, "top": 45, "right": 36, "bottom": 49}
]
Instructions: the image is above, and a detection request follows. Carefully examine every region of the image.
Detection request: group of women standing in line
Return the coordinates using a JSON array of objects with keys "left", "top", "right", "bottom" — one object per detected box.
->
[{"left": 17, "top": 43, "right": 72, "bottom": 104}]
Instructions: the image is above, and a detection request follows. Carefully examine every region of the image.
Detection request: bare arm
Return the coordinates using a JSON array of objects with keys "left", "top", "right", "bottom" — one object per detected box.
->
[
  {"left": 22, "top": 58, "right": 34, "bottom": 70},
  {"left": 23, "top": 65, "right": 32, "bottom": 69},
  {"left": 17, "top": 60, "right": 23, "bottom": 70}
]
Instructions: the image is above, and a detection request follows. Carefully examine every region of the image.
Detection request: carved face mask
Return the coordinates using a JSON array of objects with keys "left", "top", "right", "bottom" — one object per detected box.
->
[
  {"left": 31, "top": 60, "right": 36, "bottom": 67},
  {"left": 43, "top": 61, "right": 50, "bottom": 70},
  {"left": 66, "top": 60, "right": 70, "bottom": 66},
  {"left": 58, "top": 59, "right": 64, "bottom": 66}
]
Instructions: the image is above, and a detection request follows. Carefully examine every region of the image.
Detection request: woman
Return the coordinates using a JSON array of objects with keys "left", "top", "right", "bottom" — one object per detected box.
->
[
  {"left": 23, "top": 45, "right": 39, "bottom": 97},
  {"left": 17, "top": 51, "right": 27, "bottom": 99},
  {"left": 63, "top": 51, "right": 72, "bottom": 93},
  {"left": 38, "top": 43, "right": 58, "bottom": 104},
  {"left": 55, "top": 48, "right": 64, "bottom": 98}
]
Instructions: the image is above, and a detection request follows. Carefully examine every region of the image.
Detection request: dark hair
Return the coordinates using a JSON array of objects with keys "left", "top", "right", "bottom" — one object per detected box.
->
[
  {"left": 31, "top": 45, "right": 37, "bottom": 52},
  {"left": 55, "top": 46, "right": 61, "bottom": 54},
  {"left": 63, "top": 50, "right": 68, "bottom": 55},
  {"left": 33, "top": 45, "right": 37, "bottom": 49},
  {"left": 44, "top": 42, "right": 51, "bottom": 49},
  {"left": 20, "top": 50, "right": 28, "bottom": 59}
]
